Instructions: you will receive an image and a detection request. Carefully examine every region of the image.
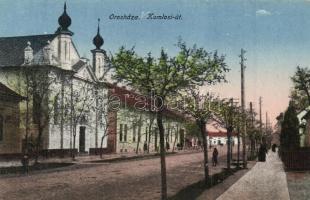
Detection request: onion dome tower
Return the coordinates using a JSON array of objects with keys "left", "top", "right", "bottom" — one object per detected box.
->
[
  {"left": 55, "top": 2, "right": 73, "bottom": 36},
  {"left": 93, "top": 18, "right": 104, "bottom": 50},
  {"left": 91, "top": 18, "right": 106, "bottom": 79}
]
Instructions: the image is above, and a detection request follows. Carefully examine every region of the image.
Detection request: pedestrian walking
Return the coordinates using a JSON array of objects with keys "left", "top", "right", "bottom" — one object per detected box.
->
[
  {"left": 212, "top": 147, "right": 219, "bottom": 166},
  {"left": 143, "top": 141, "right": 148, "bottom": 153},
  {"left": 21, "top": 153, "right": 29, "bottom": 174},
  {"left": 166, "top": 141, "right": 170, "bottom": 151},
  {"left": 258, "top": 144, "right": 268, "bottom": 162},
  {"left": 271, "top": 144, "right": 277, "bottom": 152}
]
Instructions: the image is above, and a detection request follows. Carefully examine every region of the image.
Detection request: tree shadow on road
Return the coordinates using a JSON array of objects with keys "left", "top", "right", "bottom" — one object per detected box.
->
[{"left": 168, "top": 169, "right": 236, "bottom": 200}]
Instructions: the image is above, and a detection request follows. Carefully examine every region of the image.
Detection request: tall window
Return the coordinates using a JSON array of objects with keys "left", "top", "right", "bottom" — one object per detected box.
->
[
  {"left": 0, "top": 115, "right": 3, "bottom": 141},
  {"left": 119, "top": 124, "right": 123, "bottom": 142},
  {"left": 132, "top": 124, "right": 136, "bottom": 142},
  {"left": 124, "top": 124, "right": 128, "bottom": 142}
]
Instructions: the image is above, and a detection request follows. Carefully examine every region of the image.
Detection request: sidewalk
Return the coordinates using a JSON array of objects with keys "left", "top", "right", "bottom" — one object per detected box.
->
[
  {"left": 0, "top": 149, "right": 203, "bottom": 167},
  {"left": 0, "top": 145, "right": 233, "bottom": 167},
  {"left": 216, "top": 151, "right": 290, "bottom": 200}
]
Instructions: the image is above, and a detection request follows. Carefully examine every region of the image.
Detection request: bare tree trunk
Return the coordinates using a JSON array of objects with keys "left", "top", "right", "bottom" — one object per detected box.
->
[
  {"left": 147, "top": 117, "right": 154, "bottom": 153},
  {"left": 237, "top": 127, "right": 240, "bottom": 168},
  {"left": 157, "top": 111, "right": 167, "bottom": 200},
  {"left": 25, "top": 86, "right": 30, "bottom": 154},
  {"left": 199, "top": 120, "right": 209, "bottom": 185},
  {"left": 60, "top": 80, "right": 65, "bottom": 157},
  {"left": 72, "top": 126, "right": 76, "bottom": 160},
  {"left": 135, "top": 115, "right": 142, "bottom": 154},
  {"left": 35, "top": 123, "right": 43, "bottom": 164},
  {"left": 242, "top": 125, "right": 247, "bottom": 168},
  {"left": 172, "top": 125, "right": 179, "bottom": 152},
  {"left": 95, "top": 97, "right": 99, "bottom": 149},
  {"left": 136, "top": 135, "right": 140, "bottom": 154},
  {"left": 147, "top": 130, "right": 151, "bottom": 154},
  {"left": 100, "top": 135, "right": 105, "bottom": 159},
  {"left": 227, "top": 126, "right": 232, "bottom": 170}
]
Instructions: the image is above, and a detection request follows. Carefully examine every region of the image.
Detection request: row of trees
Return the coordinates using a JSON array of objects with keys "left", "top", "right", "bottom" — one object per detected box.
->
[
  {"left": 110, "top": 40, "right": 266, "bottom": 199},
  {"left": 2, "top": 39, "right": 267, "bottom": 199}
]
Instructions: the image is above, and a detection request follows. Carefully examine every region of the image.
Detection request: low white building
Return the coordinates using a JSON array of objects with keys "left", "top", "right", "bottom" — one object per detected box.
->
[
  {"left": 107, "top": 84, "right": 186, "bottom": 153},
  {"left": 207, "top": 131, "right": 239, "bottom": 146}
]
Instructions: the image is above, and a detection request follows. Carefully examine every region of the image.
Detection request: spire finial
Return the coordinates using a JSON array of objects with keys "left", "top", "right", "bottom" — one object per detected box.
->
[
  {"left": 56, "top": 1, "right": 72, "bottom": 34},
  {"left": 97, "top": 18, "right": 100, "bottom": 34},
  {"left": 93, "top": 18, "right": 104, "bottom": 49}
]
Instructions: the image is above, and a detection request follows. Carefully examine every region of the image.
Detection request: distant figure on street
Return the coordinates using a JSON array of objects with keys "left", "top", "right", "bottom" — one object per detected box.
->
[
  {"left": 258, "top": 144, "right": 268, "bottom": 162},
  {"left": 212, "top": 147, "right": 219, "bottom": 166},
  {"left": 166, "top": 141, "right": 170, "bottom": 151},
  {"left": 143, "top": 141, "right": 148, "bottom": 153},
  {"left": 272, "top": 144, "right": 277, "bottom": 152},
  {"left": 21, "top": 153, "right": 29, "bottom": 174}
]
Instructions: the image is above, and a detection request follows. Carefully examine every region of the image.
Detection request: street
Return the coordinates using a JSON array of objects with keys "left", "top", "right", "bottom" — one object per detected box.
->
[{"left": 0, "top": 149, "right": 230, "bottom": 200}]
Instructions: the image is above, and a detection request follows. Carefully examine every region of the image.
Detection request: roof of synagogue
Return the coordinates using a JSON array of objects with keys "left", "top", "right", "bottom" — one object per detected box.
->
[{"left": 0, "top": 34, "right": 57, "bottom": 67}]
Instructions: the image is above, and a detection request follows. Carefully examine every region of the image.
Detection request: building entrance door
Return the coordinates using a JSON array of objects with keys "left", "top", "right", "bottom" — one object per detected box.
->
[{"left": 79, "top": 126, "right": 86, "bottom": 152}]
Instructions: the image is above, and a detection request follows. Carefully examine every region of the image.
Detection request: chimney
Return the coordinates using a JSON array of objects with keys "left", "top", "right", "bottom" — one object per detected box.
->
[{"left": 24, "top": 41, "right": 33, "bottom": 65}]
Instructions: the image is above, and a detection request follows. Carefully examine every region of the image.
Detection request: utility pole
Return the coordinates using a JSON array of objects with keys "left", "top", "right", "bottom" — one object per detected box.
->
[
  {"left": 249, "top": 102, "right": 255, "bottom": 157},
  {"left": 227, "top": 98, "right": 234, "bottom": 170},
  {"left": 265, "top": 112, "right": 268, "bottom": 134},
  {"left": 240, "top": 48, "right": 247, "bottom": 168},
  {"left": 259, "top": 97, "right": 263, "bottom": 143}
]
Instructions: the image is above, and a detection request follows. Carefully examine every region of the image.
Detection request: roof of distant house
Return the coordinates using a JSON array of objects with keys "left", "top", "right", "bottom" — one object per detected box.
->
[
  {"left": 208, "top": 131, "right": 238, "bottom": 137},
  {"left": 0, "top": 34, "right": 57, "bottom": 67},
  {"left": 0, "top": 82, "right": 25, "bottom": 101},
  {"left": 106, "top": 83, "right": 186, "bottom": 120}
]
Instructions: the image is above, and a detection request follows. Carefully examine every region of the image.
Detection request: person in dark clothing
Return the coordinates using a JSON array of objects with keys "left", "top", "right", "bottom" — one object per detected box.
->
[
  {"left": 166, "top": 141, "right": 170, "bottom": 151},
  {"left": 143, "top": 141, "right": 148, "bottom": 153},
  {"left": 212, "top": 148, "right": 219, "bottom": 166},
  {"left": 258, "top": 144, "right": 268, "bottom": 162},
  {"left": 272, "top": 144, "right": 277, "bottom": 152},
  {"left": 21, "top": 154, "right": 29, "bottom": 174}
]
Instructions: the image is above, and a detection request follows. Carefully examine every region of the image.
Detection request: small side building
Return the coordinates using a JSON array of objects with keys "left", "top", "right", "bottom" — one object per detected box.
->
[
  {"left": 297, "top": 106, "right": 310, "bottom": 147},
  {"left": 207, "top": 131, "right": 239, "bottom": 146}
]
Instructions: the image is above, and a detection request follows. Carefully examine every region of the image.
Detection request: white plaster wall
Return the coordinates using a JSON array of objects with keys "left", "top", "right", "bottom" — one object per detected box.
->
[
  {"left": 46, "top": 72, "right": 108, "bottom": 152},
  {"left": 116, "top": 108, "right": 185, "bottom": 153},
  {"left": 207, "top": 136, "right": 241, "bottom": 146}
]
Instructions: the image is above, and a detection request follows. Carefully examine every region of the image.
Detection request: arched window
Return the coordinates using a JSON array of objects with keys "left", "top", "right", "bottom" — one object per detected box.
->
[{"left": 0, "top": 115, "right": 3, "bottom": 141}]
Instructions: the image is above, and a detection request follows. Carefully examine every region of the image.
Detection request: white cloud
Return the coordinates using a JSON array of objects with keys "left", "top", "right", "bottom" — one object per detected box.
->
[{"left": 256, "top": 9, "right": 272, "bottom": 16}]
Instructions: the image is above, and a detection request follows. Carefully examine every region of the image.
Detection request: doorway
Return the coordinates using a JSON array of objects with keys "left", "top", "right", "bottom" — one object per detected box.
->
[{"left": 79, "top": 126, "right": 86, "bottom": 152}]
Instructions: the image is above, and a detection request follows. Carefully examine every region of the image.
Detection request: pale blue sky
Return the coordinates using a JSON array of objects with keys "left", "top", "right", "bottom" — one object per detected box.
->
[{"left": 1, "top": 0, "right": 310, "bottom": 124}]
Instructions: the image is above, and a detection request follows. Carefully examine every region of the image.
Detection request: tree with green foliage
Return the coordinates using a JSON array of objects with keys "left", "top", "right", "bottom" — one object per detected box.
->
[
  {"left": 111, "top": 40, "right": 228, "bottom": 200},
  {"left": 291, "top": 66, "right": 310, "bottom": 110},
  {"left": 185, "top": 122, "right": 201, "bottom": 140},
  {"left": 181, "top": 89, "right": 227, "bottom": 184},
  {"left": 280, "top": 103, "right": 300, "bottom": 153}
]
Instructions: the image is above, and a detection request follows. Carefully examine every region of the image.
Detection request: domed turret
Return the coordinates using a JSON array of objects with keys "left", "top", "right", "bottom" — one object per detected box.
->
[
  {"left": 58, "top": 2, "right": 71, "bottom": 31},
  {"left": 93, "top": 18, "right": 104, "bottom": 49},
  {"left": 55, "top": 2, "right": 73, "bottom": 35}
]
